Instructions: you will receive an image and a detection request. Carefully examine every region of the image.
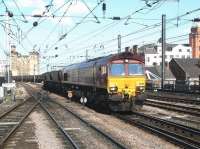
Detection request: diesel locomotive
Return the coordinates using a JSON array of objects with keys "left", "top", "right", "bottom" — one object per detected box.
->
[{"left": 43, "top": 51, "right": 146, "bottom": 111}]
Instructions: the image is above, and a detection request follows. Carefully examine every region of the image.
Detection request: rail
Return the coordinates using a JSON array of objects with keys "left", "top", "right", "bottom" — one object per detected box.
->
[
  {"left": 116, "top": 112, "right": 200, "bottom": 149},
  {"left": 0, "top": 98, "right": 38, "bottom": 147}
]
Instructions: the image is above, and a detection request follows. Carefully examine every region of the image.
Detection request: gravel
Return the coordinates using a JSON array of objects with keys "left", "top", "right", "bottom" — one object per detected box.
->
[
  {"left": 47, "top": 93, "right": 180, "bottom": 149},
  {"left": 29, "top": 109, "right": 66, "bottom": 149},
  {"left": 45, "top": 101, "right": 122, "bottom": 149},
  {"left": 3, "top": 107, "right": 68, "bottom": 149}
]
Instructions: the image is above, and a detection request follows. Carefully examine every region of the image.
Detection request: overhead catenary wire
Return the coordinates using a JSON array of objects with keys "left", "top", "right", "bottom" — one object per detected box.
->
[
  {"left": 43, "top": 1, "right": 170, "bottom": 56},
  {"left": 21, "top": 0, "right": 56, "bottom": 42},
  {"left": 81, "top": 0, "right": 100, "bottom": 23},
  {"left": 124, "top": 0, "right": 164, "bottom": 25},
  {"left": 40, "top": 0, "right": 73, "bottom": 49},
  {"left": 63, "top": 8, "right": 200, "bottom": 56},
  {"left": 36, "top": 4, "right": 198, "bottom": 68},
  {"left": 0, "top": 21, "right": 27, "bottom": 53},
  {"left": 1, "top": 0, "right": 36, "bottom": 53},
  {"left": 46, "top": 0, "right": 105, "bottom": 52},
  {"left": 5, "top": 0, "right": 34, "bottom": 48},
  {"left": 68, "top": 21, "right": 122, "bottom": 47},
  {"left": 11, "top": 0, "right": 28, "bottom": 23},
  {"left": 60, "top": 17, "right": 192, "bottom": 59}
]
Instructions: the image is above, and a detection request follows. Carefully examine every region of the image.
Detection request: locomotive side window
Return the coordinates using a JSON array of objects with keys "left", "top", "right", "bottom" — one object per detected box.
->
[
  {"left": 101, "top": 66, "right": 107, "bottom": 74},
  {"left": 50, "top": 74, "right": 53, "bottom": 80},
  {"left": 58, "top": 72, "right": 61, "bottom": 81},
  {"left": 64, "top": 73, "right": 68, "bottom": 81},
  {"left": 110, "top": 64, "right": 125, "bottom": 76},
  {"left": 128, "top": 64, "right": 144, "bottom": 75}
]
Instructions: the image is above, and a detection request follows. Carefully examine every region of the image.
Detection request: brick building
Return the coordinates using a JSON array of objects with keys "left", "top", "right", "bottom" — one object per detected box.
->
[
  {"left": 11, "top": 45, "right": 39, "bottom": 76},
  {"left": 189, "top": 23, "right": 200, "bottom": 58}
]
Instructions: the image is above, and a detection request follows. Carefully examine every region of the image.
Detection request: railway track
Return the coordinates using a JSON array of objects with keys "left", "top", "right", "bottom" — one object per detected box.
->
[
  {"left": 24, "top": 83, "right": 200, "bottom": 148},
  {"left": 116, "top": 111, "right": 200, "bottom": 149},
  {"left": 144, "top": 99, "right": 200, "bottom": 116},
  {"left": 146, "top": 94, "right": 200, "bottom": 105},
  {"left": 0, "top": 97, "right": 38, "bottom": 148},
  {"left": 39, "top": 98, "right": 127, "bottom": 149},
  {"left": 39, "top": 101, "right": 80, "bottom": 149},
  {"left": 24, "top": 83, "right": 129, "bottom": 149}
]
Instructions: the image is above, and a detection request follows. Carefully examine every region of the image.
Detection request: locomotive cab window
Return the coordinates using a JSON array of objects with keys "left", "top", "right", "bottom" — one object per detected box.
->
[
  {"left": 128, "top": 64, "right": 144, "bottom": 75},
  {"left": 110, "top": 64, "right": 125, "bottom": 76}
]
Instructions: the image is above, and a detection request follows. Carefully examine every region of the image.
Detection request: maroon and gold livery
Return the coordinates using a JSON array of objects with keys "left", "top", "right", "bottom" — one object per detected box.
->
[{"left": 43, "top": 52, "right": 146, "bottom": 111}]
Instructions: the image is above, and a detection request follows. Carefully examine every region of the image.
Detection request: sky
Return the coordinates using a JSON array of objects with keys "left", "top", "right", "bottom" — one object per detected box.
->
[{"left": 0, "top": 0, "right": 200, "bottom": 73}]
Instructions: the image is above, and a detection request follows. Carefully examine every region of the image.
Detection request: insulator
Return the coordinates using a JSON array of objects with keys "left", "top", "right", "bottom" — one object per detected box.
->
[
  {"left": 7, "top": 11, "right": 13, "bottom": 17},
  {"left": 33, "top": 14, "right": 42, "bottom": 17},
  {"left": 33, "top": 21, "right": 38, "bottom": 27},
  {"left": 112, "top": 17, "right": 121, "bottom": 20},
  {"left": 194, "top": 18, "right": 200, "bottom": 22},
  {"left": 102, "top": 3, "right": 106, "bottom": 11}
]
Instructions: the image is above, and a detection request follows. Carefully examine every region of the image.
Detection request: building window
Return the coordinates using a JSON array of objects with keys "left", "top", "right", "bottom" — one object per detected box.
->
[
  {"left": 147, "top": 57, "right": 150, "bottom": 62},
  {"left": 154, "top": 56, "right": 157, "bottom": 58},
  {"left": 170, "top": 55, "right": 173, "bottom": 58},
  {"left": 187, "top": 49, "right": 190, "bottom": 52},
  {"left": 182, "top": 55, "right": 185, "bottom": 58},
  {"left": 176, "top": 55, "right": 179, "bottom": 58},
  {"left": 153, "top": 62, "right": 157, "bottom": 66},
  {"left": 179, "top": 49, "right": 182, "bottom": 52}
]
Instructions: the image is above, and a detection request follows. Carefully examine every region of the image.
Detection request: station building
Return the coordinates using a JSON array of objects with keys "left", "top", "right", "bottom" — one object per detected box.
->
[
  {"left": 139, "top": 43, "right": 192, "bottom": 66},
  {"left": 10, "top": 45, "right": 39, "bottom": 76},
  {"left": 169, "top": 58, "right": 200, "bottom": 92}
]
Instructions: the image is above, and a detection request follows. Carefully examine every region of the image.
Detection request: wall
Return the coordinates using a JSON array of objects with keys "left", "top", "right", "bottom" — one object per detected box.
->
[
  {"left": 189, "top": 26, "right": 200, "bottom": 58},
  {"left": 145, "top": 44, "right": 192, "bottom": 66},
  {"left": 11, "top": 47, "right": 39, "bottom": 76}
]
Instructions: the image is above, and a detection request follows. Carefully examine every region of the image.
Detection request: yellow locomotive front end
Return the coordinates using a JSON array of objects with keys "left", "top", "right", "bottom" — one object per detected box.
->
[{"left": 107, "top": 59, "right": 146, "bottom": 111}]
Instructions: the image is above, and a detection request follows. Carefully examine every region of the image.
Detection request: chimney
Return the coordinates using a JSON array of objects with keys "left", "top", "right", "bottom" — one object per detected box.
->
[
  {"left": 11, "top": 45, "right": 16, "bottom": 52},
  {"left": 125, "top": 47, "right": 130, "bottom": 52},
  {"left": 132, "top": 45, "right": 138, "bottom": 53}
]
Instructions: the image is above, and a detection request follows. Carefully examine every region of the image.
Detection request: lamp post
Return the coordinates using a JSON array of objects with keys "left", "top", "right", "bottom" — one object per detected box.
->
[{"left": 34, "top": 64, "right": 36, "bottom": 83}]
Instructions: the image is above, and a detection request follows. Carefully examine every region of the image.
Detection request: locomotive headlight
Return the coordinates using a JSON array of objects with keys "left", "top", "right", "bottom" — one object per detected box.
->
[
  {"left": 136, "top": 86, "right": 145, "bottom": 92},
  {"left": 125, "top": 59, "right": 129, "bottom": 63},
  {"left": 136, "top": 82, "right": 144, "bottom": 86},
  {"left": 109, "top": 86, "right": 118, "bottom": 92}
]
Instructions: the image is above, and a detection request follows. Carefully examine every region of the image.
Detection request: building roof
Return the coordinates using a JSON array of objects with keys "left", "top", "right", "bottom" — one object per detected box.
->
[
  {"left": 139, "top": 43, "right": 191, "bottom": 54},
  {"left": 183, "top": 44, "right": 190, "bottom": 47},
  {"left": 166, "top": 43, "right": 177, "bottom": 51},
  {"left": 145, "top": 66, "right": 159, "bottom": 76},
  {"left": 155, "top": 66, "right": 175, "bottom": 80},
  {"left": 173, "top": 58, "right": 200, "bottom": 78},
  {"left": 139, "top": 44, "right": 157, "bottom": 54},
  {"left": 145, "top": 66, "right": 175, "bottom": 80}
]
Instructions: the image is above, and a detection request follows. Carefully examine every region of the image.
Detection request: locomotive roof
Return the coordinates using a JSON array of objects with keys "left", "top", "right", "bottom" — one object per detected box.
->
[{"left": 62, "top": 52, "right": 144, "bottom": 72}]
